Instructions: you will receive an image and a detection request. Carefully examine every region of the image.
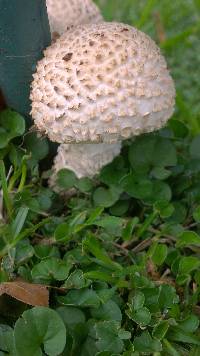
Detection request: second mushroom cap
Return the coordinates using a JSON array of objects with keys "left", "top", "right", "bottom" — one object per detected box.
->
[{"left": 46, "top": 0, "right": 103, "bottom": 37}]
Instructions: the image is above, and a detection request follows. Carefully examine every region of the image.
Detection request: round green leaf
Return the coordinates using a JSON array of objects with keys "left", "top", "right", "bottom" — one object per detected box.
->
[
  {"left": 0, "top": 129, "right": 9, "bottom": 148},
  {"left": 129, "top": 135, "right": 177, "bottom": 174},
  {"left": 58, "top": 288, "right": 100, "bottom": 308},
  {"left": 151, "top": 166, "right": 171, "bottom": 180},
  {"left": 54, "top": 223, "right": 70, "bottom": 242},
  {"left": 176, "top": 273, "right": 191, "bottom": 285},
  {"left": 122, "top": 174, "right": 153, "bottom": 200},
  {"left": 63, "top": 269, "right": 90, "bottom": 289},
  {"left": 91, "top": 300, "right": 122, "bottom": 322},
  {"left": 179, "top": 256, "right": 200, "bottom": 274},
  {"left": 93, "top": 187, "right": 120, "bottom": 208},
  {"left": 158, "top": 285, "right": 179, "bottom": 310},
  {"left": 37, "top": 189, "right": 52, "bottom": 211},
  {"left": 95, "top": 321, "right": 125, "bottom": 354},
  {"left": 0, "top": 109, "right": 25, "bottom": 137},
  {"left": 150, "top": 181, "right": 172, "bottom": 203},
  {"left": 34, "top": 245, "right": 60, "bottom": 259},
  {"left": 109, "top": 200, "right": 129, "bottom": 216},
  {"left": 190, "top": 135, "right": 200, "bottom": 159},
  {"left": 14, "top": 240, "right": 34, "bottom": 265},
  {"left": 128, "top": 307, "right": 151, "bottom": 326},
  {"left": 151, "top": 244, "right": 168, "bottom": 266},
  {"left": 168, "top": 119, "right": 189, "bottom": 138},
  {"left": 176, "top": 231, "right": 200, "bottom": 247},
  {"left": 100, "top": 156, "right": 127, "bottom": 185},
  {"left": 94, "top": 216, "right": 124, "bottom": 235},
  {"left": 193, "top": 206, "right": 200, "bottom": 222},
  {"left": 132, "top": 291, "right": 145, "bottom": 310},
  {"left": 31, "top": 257, "right": 72, "bottom": 282},
  {"left": 134, "top": 331, "right": 162, "bottom": 353},
  {"left": 56, "top": 306, "right": 86, "bottom": 329},
  {"left": 24, "top": 133, "right": 49, "bottom": 161},
  {"left": 76, "top": 177, "right": 93, "bottom": 192},
  {"left": 0, "top": 325, "right": 15, "bottom": 354},
  {"left": 179, "top": 315, "right": 200, "bottom": 333},
  {"left": 154, "top": 200, "right": 174, "bottom": 218},
  {"left": 56, "top": 169, "right": 77, "bottom": 189},
  {"left": 14, "top": 307, "right": 66, "bottom": 356},
  {"left": 169, "top": 202, "right": 187, "bottom": 223}
]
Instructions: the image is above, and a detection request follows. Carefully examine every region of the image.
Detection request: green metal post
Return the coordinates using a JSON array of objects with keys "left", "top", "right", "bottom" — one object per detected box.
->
[{"left": 0, "top": 0, "right": 51, "bottom": 117}]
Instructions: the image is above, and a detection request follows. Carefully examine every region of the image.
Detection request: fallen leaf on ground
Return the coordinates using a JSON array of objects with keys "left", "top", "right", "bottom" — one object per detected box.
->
[{"left": 0, "top": 281, "right": 49, "bottom": 306}]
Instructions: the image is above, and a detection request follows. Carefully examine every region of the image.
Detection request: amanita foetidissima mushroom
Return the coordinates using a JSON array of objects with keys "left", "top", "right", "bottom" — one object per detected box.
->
[
  {"left": 30, "top": 22, "right": 175, "bottom": 184},
  {"left": 46, "top": 0, "right": 103, "bottom": 39}
]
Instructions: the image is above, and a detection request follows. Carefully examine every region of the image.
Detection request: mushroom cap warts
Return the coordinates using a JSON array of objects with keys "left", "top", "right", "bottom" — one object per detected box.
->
[
  {"left": 30, "top": 22, "right": 176, "bottom": 144},
  {"left": 46, "top": 0, "right": 103, "bottom": 36},
  {"left": 49, "top": 142, "right": 122, "bottom": 186}
]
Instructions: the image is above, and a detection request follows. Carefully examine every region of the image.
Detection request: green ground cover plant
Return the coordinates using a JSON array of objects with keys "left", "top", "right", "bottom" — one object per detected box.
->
[
  {"left": 0, "top": 1, "right": 200, "bottom": 355},
  {"left": 0, "top": 111, "right": 200, "bottom": 355}
]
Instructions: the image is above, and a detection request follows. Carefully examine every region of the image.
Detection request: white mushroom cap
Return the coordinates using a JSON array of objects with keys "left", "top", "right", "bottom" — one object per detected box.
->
[
  {"left": 49, "top": 142, "right": 122, "bottom": 188},
  {"left": 30, "top": 22, "right": 175, "bottom": 144},
  {"left": 46, "top": 0, "right": 103, "bottom": 36}
]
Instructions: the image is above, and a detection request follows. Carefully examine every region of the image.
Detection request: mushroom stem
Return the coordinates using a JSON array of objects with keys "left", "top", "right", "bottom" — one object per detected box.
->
[
  {"left": 0, "top": 0, "right": 51, "bottom": 118},
  {"left": 49, "top": 142, "right": 122, "bottom": 189}
]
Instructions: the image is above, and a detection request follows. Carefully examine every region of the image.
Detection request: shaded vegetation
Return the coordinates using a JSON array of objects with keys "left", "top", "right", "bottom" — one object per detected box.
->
[{"left": 0, "top": 1, "right": 200, "bottom": 355}]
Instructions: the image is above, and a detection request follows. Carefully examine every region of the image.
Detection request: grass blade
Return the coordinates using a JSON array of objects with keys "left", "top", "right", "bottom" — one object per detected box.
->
[
  {"left": 11, "top": 206, "right": 29, "bottom": 239},
  {"left": 136, "top": 0, "right": 157, "bottom": 28},
  {"left": 161, "top": 24, "right": 200, "bottom": 49},
  {"left": 0, "top": 160, "right": 13, "bottom": 219}
]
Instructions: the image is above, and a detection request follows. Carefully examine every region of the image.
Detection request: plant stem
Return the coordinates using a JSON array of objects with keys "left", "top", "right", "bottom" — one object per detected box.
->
[
  {"left": 0, "top": 160, "right": 13, "bottom": 219},
  {"left": 8, "top": 169, "right": 21, "bottom": 192},
  {"left": 18, "top": 163, "right": 27, "bottom": 192},
  {"left": 136, "top": 210, "right": 158, "bottom": 239},
  {"left": 0, "top": 217, "right": 50, "bottom": 257}
]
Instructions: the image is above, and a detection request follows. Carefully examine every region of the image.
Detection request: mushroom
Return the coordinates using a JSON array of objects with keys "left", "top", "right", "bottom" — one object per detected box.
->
[
  {"left": 30, "top": 22, "right": 175, "bottom": 182},
  {"left": 46, "top": 0, "right": 103, "bottom": 38}
]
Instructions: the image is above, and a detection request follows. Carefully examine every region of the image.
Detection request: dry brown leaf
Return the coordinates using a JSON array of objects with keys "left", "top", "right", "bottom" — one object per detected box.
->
[
  {"left": 147, "top": 259, "right": 160, "bottom": 280},
  {"left": 0, "top": 281, "right": 49, "bottom": 307}
]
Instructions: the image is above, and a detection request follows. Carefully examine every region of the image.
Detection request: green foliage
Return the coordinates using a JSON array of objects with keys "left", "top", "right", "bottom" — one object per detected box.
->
[
  {"left": 14, "top": 307, "right": 66, "bottom": 356},
  {"left": 0, "top": 110, "right": 25, "bottom": 149},
  {"left": 56, "top": 169, "right": 77, "bottom": 190},
  {"left": 0, "top": 2, "right": 200, "bottom": 355},
  {"left": 31, "top": 257, "right": 73, "bottom": 283},
  {"left": 24, "top": 132, "right": 49, "bottom": 162},
  {"left": 0, "top": 109, "right": 200, "bottom": 354}
]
